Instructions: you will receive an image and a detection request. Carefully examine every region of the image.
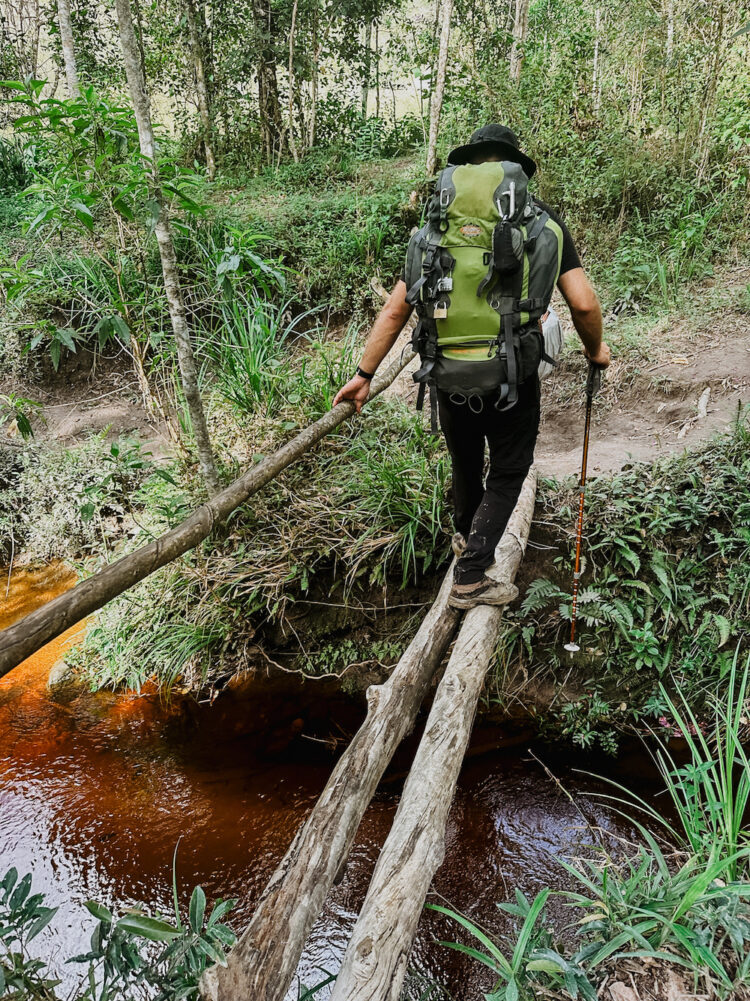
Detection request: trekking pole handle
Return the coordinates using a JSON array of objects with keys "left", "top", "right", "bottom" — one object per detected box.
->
[{"left": 586, "top": 360, "right": 602, "bottom": 399}]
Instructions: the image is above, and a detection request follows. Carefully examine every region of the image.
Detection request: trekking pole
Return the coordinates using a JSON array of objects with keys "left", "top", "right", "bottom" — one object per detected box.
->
[{"left": 564, "top": 360, "right": 602, "bottom": 655}]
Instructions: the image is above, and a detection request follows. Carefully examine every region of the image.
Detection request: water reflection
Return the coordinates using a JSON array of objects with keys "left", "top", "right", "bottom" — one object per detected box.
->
[{"left": 1, "top": 566, "right": 649, "bottom": 998}]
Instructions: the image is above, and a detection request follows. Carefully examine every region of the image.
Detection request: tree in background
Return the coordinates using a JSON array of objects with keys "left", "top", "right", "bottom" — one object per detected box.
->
[
  {"left": 426, "top": 0, "right": 453, "bottom": 176},
  {"left": 56, "top": 0, "right": 80, "bottom": 97},
  {"left": 509, "top": 0, "right": 529, "bottom": 82},
  {"left": 115, "top": 0, "right": 221, "bottom": 496},
  {"left": 183, "top": 0, "right": 216, "bottom": 178}
]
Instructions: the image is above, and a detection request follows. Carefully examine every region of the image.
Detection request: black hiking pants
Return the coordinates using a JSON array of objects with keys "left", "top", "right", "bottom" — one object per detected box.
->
[{"left": 438, "top": 377, "right": 540, "bottom": 585}]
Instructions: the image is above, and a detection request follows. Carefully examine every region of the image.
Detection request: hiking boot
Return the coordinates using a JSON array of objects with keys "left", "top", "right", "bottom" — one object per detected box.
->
[
  {"left": 451, "top": 532, "right": 467, "bottom": 558},
  {"left": 448, "top": 575, "right": 519, "bottom": 610}
]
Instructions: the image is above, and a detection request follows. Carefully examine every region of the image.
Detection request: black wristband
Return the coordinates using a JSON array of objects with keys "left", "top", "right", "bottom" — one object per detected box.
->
[{"left": 356, "top": 365, "right": 375, "bottom": 380}]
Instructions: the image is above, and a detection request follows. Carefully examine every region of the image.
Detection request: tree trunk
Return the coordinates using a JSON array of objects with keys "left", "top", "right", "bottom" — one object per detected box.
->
[
  {"left": 56, "top": 0, "right": 79, "bottom": 97},
  {"left": 374, "top": 21, "right": 380, "bottom": 118},
  {"left": 307, "top": 0, "right": 319, "bottom": 148},
  {"left": 509, "top": 0, "right": 530, "bottom": 83},
  {"left": 184, "top": 0, "right": 216, "bottom": 179},
  {"left": 666, "top": 0, "right": 674, "bottom": 62},
  {"left": 115, "top": 0, "right": 220, "bottom": 497},
  {"left": 425, "top": 0, "right": 453, "bottom": 177},
  {"left": 286, "top": 0, "right": 300, "bottom": 162},
  {"left": 361, "top": 18, "right": 372, "bottom": 117},
  {"left": 329, "top": 469, "right": 537, "bottom": 1001},
  {"left": 200, "top": 559, "right": 460, "bottom": 1001},
  {"left": 0, "top": 330, "right": 417, "bottom": 677},
  {"left": 254, "top": 0, "right": 286, "bottom": 162}
]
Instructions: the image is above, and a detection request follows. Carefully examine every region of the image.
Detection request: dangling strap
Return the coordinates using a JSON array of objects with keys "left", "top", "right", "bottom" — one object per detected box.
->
[
  {"left": 493, "top": 313, "right": 518, "bottom": 411},
  {"left": 429, "top": 383, "right": 439, "bottom": 433},
  {"left": 416, "top": 381, "right": 440, "bottom": 433}
]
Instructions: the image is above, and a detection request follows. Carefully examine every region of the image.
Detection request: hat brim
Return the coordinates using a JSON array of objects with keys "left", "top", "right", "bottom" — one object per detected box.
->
[{"left": 446, "top": 139, "right": 537, "bottom": 177}]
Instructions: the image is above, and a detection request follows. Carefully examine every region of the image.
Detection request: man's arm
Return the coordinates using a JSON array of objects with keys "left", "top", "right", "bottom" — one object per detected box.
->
[
  {"left": 332, "top": 280, "right": 412, "bottom": 412},
  {"left": 557, "top": 267, "right": 611, "bottom": 367}
]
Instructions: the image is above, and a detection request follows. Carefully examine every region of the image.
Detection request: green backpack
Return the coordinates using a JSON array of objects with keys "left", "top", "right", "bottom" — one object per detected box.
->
[{"left": 404, "top": 160, "right": 563, "bottom": 421}]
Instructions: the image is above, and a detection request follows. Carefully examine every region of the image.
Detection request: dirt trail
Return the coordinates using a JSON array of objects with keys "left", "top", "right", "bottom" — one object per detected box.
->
[
  {"left": 538, "top": 316, "right": 749, "bottom": 478},
  {"left": 1, "top": 348, "right": 172, "bottom": 458},
  {"left": 383, "top": 307, "right": 749, "bottom": 478},
  {"left": 5, "top": 307, "right": 748, "bottom": 481}
]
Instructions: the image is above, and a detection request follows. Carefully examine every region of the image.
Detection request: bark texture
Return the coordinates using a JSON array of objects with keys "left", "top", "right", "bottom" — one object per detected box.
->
[
  {"left": 425, "top": 0, "right": 453, "bottom": 177},
  {"left": 509, "top": 0, "right": 530, "bottom": 82},
  {"left": 115, "top": 0, "right": 220, "bottom": 496},
  {"left": 286, "top": 0, "right": 300, "bottom": 161},
  {"left": 0, "top": 341, "right": 416, "bottom": 677},
  {"left": 254, "top": 0, "right": 285, "bottom": 161},
  {"left": 329, "top": 469, "right": 537, "bottom": 1001},
  {"left": 361, "top": 18, "right": 372, "bottom": 117},
  {"left": 199, "top": 565, "right": 461, "bottom": 1001},
  {"left": 184, "top": 0, "right": 216, "bottom": 178},
  {"left": 56, "top": 0, "right": 79, "bottom": 97}
]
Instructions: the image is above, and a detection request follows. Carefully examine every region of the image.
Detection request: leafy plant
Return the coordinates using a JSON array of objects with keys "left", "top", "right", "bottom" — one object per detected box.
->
[
  {"left": 428, "top": 890, "right": 597, "bottom": 1001},
  {"left": 0, "top": 392, "right": 40, "bottom": 438},
  {"left": 0, "top": 865, "right": 236, "bottom": 1001},
  {"left": 0, "top": 867, "right": 59, "bottom": 998}
]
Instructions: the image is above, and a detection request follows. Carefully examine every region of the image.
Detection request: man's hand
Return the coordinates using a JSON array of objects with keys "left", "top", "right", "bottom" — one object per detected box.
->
[
  {"left": 333, "top": 374, "right": 371, "bottom": 413},
  {"left": 585, "top": 341, "right": 611, "bottom": 368}
]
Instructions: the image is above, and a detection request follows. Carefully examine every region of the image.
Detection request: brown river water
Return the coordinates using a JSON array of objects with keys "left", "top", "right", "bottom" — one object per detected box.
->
[{"left": 0, "top": 565, "right": 663, "bottom": 998}]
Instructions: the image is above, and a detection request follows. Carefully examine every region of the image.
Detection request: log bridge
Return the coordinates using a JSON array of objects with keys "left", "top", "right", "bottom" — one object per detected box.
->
[
  {"left": 0, "top": 294, "right": 537, "bottom": 998},
  {"left": 200, "top": 468, "right": 536, "bottom": 1001}
]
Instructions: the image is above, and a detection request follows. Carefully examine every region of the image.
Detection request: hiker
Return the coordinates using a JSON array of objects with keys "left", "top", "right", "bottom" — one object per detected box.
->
[{"left": 333, "top": 124, "right": 611, "bottom": 611}]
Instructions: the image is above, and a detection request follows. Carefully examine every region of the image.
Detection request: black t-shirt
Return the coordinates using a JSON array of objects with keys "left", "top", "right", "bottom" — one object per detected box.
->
[{"left": 400, "top": 199, "right": 582, "bottom": 285}]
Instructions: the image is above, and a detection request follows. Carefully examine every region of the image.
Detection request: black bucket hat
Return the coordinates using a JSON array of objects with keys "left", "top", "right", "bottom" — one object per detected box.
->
[{"left": 447, "top": 123, "right": 537, "bottom": 177}]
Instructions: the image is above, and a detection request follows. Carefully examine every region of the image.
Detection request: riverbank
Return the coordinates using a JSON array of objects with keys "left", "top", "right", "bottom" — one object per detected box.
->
[{"left": 0, "top": 564, "right": 671, "bottom": 998}]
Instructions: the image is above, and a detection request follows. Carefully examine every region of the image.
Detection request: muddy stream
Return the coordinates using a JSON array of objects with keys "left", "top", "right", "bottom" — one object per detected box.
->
[{"left": 0, "top": 566, "right": 665, "bottom": 997}]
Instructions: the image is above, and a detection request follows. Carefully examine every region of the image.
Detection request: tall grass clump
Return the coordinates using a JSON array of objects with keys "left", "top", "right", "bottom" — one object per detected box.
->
[
  {"left": 434, "top": 654, "right": 750, "bottom": 998},
  {"left": 75, "top": 381, "right": 451, "bottom": 693}
]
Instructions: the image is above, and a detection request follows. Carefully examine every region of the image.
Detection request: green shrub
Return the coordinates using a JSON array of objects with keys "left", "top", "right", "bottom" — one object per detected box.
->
[{"left": 496, "top": 411, "right": 750, "bottom": 750}]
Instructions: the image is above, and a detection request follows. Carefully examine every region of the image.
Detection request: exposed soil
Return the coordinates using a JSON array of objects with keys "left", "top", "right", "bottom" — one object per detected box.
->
[
  {"left": 384, "top": 306, "right": 749, "bottom": 479},
  {"left": 6, "top": 298, "right": 748, "bottom": 485},
  {"left": 538, "top": 312, "right": 750, "bottom": 478},
  {"left": 1, "top": 345, "right": 173, "bottom": 459}
]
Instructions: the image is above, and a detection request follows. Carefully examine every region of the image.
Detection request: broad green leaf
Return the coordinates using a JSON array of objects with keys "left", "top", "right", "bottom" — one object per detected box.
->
[
  {"left": 85, "top": 900, "right": 113, "bottom": 924},
  {"left": 116, "top": 913, "right": 180, "bottom": 941},
  {"left": 189, "top": 885, "right": 206, "bottom": 933}
]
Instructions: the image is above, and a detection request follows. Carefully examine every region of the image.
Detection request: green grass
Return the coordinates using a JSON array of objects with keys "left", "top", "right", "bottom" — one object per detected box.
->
[
  {"left": 217, "top": 154, "right": 423, "bottom": 315},
  {"left": 74, "top": 359, "right": 452, "bottom": 692},
  {"left": 0, "top": 433, "right": 156, "bottom": 564}
]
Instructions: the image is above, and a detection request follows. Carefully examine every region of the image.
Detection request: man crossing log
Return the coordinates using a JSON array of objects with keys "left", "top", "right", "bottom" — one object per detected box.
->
[{"left": 335, "top": 123, "right": 611, "bottom": 610}]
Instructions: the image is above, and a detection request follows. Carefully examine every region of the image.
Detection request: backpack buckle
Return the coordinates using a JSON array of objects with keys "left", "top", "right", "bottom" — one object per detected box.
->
[{"left": 436, "top": 277, "right": 453, "bottom": 292}]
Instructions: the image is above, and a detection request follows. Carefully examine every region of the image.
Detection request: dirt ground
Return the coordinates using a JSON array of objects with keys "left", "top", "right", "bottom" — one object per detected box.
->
[
  {"left": 4, "top": 298, "right": 748, "bottom": 483},
  {"left": 1, "top": 345, "right": 173, "bottom": 459},
  {"left": 383, "top": 305, "right": 749, "bottom": 479}
]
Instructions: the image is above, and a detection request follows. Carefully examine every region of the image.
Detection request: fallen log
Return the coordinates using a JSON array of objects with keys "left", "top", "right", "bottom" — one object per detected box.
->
[
  {"left": 329, "top": 468, "right": 537, "bottom": 1001},
  {"left": 0, "top": 329, "right": 416, "bottom": 676},
  {"left": 199, "top": 564, "right": 461, "bottom": 1001}
]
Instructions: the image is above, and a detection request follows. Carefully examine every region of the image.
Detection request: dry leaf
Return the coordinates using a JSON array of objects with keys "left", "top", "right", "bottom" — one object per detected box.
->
[{"left": 609, "top": 984, "right": 638, "bottom": 1001}]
